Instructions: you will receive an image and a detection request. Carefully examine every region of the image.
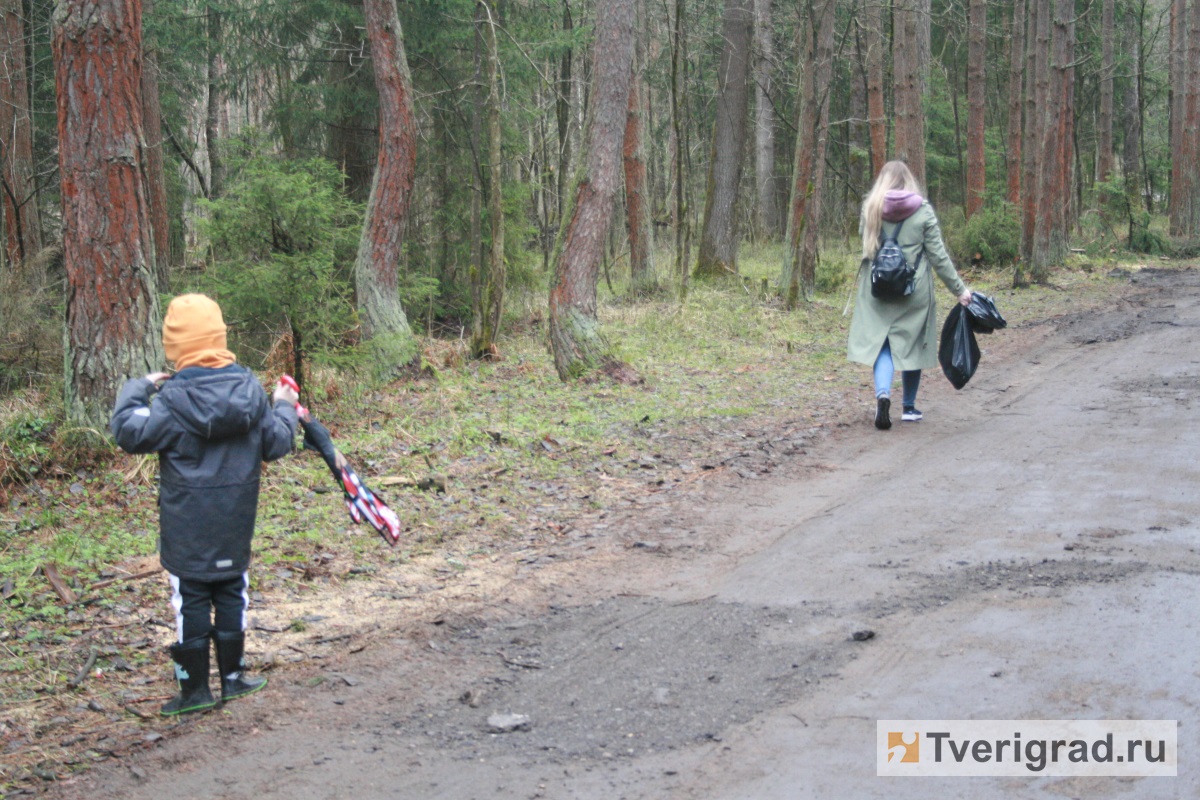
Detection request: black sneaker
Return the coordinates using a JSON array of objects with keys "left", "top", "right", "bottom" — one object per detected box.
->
[
  {"left": 902, "top": 406, "right": 923, "bottom": 422},
  {"left": 875, "top": 396, "right": 891, "bottom": 430}
]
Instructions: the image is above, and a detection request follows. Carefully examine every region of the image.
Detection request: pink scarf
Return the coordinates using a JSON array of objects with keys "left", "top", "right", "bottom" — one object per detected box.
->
[{"left": 882, "top": 190, "right": 924, "bottom": 222}]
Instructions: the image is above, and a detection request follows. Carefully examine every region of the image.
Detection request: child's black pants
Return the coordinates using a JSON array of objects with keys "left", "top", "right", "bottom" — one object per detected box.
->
[{"left": 168, "top": 573, "right": 249, "bottom": 643}]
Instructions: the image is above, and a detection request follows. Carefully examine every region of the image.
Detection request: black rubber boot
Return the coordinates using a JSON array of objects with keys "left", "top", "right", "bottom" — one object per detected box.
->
[
  {"left": 213, "top": 629, "right": 267, "bottom": 702},
  {"left": 161, "top": 638, "right": 217, "bottom": 716}
]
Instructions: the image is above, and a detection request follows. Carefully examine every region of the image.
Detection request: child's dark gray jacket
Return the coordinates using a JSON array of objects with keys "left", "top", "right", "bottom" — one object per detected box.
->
[{"left": 110, "top": 365, "right": 297, "bottom": 581}]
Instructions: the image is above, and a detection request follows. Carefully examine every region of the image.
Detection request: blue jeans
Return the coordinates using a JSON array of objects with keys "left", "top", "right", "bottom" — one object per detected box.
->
[{"left": 873, "top": 339, "right": 921, "bottom": 407}]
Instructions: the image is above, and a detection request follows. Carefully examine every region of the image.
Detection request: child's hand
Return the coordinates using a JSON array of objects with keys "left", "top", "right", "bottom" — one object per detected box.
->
[
  {"left": 273, "top": 381, "right": 299, "bottom": 406},
  {"left": 145, "top": 372, "right": 170, "bottom": 385}
]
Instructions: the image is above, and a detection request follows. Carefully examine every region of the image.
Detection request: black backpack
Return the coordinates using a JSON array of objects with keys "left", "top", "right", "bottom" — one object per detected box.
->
[{"left": 870, "top": 217, "right": 922, "bottom": 299}]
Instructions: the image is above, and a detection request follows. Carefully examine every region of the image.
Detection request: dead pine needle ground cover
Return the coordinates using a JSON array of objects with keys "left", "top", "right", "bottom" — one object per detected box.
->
[{"left": 0, "top": 248, "right": 1150, "bottom": 792}]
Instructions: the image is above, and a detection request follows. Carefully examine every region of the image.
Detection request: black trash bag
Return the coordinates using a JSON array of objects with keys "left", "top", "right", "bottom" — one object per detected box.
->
[
  {"left": 939, "top": 304, "right": 981, "bottom": 390},
  {"left": 966, "top": 292, "right": 1007, "bottom": 334}
]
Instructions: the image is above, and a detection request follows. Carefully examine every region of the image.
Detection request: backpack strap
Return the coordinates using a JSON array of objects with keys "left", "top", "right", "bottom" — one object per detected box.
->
[
  {"left": 883, "top": 216, "right": 923, "bottom": 270},
  {"left": 878, "top": 217, "right": 905, "bottom": 245}
]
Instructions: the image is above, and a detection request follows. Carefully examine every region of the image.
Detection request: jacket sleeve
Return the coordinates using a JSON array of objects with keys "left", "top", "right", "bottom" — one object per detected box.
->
[
  {"left": 260, "top": 399, "right": 298, "bottom": 462},
  {"left": 110, "top": 378, "right": 177, "bottom": 454},
  {"left": 922, "top": 208, "right": 967, "bottom": 296}
]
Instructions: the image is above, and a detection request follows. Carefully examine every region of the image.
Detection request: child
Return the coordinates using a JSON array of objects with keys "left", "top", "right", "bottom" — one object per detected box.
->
[{"left": 111, "top": 294, "right": 298, "bottom": 715}]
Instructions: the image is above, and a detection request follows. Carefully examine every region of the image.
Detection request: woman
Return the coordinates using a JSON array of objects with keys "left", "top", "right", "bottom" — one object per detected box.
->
[{"left": 847, "top": 161, "right": 971, "bottom": 430}]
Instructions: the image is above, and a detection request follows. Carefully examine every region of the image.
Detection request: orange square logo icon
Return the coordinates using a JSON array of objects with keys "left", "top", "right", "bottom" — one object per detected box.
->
[{"left": 887, "top": 731, "right": 919, "bottom": 763}]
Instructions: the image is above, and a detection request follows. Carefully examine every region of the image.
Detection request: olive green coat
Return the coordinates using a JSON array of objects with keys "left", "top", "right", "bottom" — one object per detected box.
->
[{"left": 846, "top": 202, "right": 966, "bottom": 371}]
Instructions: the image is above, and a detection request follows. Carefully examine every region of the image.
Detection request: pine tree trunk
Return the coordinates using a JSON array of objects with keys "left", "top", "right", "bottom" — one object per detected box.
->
[
  {"left": 328, "top": 0, "right": 377, "bottom": 203},
  {"left": 624, "top": 48, "right": 656, "bottom": 294},
  {"left": 1169, "top": 0, "right": 1186, "bottom": 234},
  {"left": 205, "top": 5, "right": 224, "bottom": 200},
  {"left": 0, "top": 0, "right": 43, "bottom": 268},
  {"left": 1031, "top": 0, "right": 1059, "bottom": 274},
  {"left": 893, "top": 0, "right": 926, "bottom": 186},
  {"left": 916, "top": 0, "right": 931, "bottom": 87},
  {"left": 670, "top": 0, "right": 692, "bottom": 293},
  {"left": 965, "top": 0, "right": 986, "bottom": 218},
  {"left": 783, "top": 0, "right": 834, "bottom": 307},
  {"left": 548, "top": 0, "right": 636, "bottom": 381},
  {"left": 1018, "top": 0, "right": 1043, "bottom": 279},
  {"left": 1185, "top": 0, "right": 1200, "bottom": 235},
  {"left": 356, "top": 0, "right": 416, "bottom": 358},
  {"left": 1005, "top": 0, "right": 1025, "bottom": 206},
  {"left": 753, "top": 0, "right": 778, "bottom": 238},
  {"left": 471, "top": 0, "right": 505, "bottom": 358},
  {"left": 848, "top": 36, "right": 868, "bottom": 192},
  {"left": 556, "top": 0, "right": 573, "bottom": 226},
  {"left": 1096, "top": 0, "right": 1115, "bottom": 186},
  {"left": 695, "top": 0, "right": 753, "bottom": 277},
  {"left": 1031, "top": 0, "right": 1073, "bottom": 277},
  {"left": 781, "top": 15, "right": 816, "bottom": 302},
  {"left": 470, "top": 5, "right": 483, "bottom": 331},
  {"left": 865, "top": 0, "right": 886, "bottom": 178},
  {"left": 1063, "top": 6, "right": 1078, "bottom": 235},
  {"left": 141, "top": 17, "right": 170, "bottom": 292},
  {"left": 1121, "top": 3, "right": 1143, "bottom": 206},
  {"left": 54, "top": 0, "right": 164, "bottom": 429},
  {"left": 796, "top": 0, "right": 834, "bottom": 304}
]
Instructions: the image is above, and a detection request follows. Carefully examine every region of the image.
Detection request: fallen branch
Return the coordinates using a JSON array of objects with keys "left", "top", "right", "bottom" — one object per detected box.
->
[
  {"left": 42, "top": 564, "right": 77, "bottom": 605},
  {"left": 378, "top": 475, "right": 447, "bottom": 493},
  {"left": 312, "top": 632, "right": 352, "bottom": 646},
  {"left": 88, "top": 569, "right": 161, "bottom": 591},
  {"left": 497, "top": 650, "right": 543, "bottom": 670},
  {"left": 67, "top": 648, "right": 97, "bottom": 688},
  {"left": 647, "top": 465, "right": 727, "bottom": 494}
]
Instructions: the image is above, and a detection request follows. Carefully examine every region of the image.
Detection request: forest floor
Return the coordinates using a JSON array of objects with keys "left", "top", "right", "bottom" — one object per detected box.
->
[{"left": 2, "top": 256, "right": 1191, "bottom": 798}]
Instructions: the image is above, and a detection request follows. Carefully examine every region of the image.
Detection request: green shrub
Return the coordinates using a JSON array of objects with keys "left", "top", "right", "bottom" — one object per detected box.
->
[
  {"left": 1130, "top": 214, "right": 1169, "bottom": 255},
  {"left": 943, "top": 202, "right": 1022, "bottom": 268},
  {"left": 192, "top": 131, "right": 363, "bottom": 368},
  {"left": 816, "top": 246, "right": 856, "bottom": 295},
  {"left": 0, "top": 411, "right": 53, "bottom": 482}
]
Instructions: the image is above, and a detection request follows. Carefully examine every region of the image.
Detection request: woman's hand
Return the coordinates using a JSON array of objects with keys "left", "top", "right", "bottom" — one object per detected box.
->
[{"left": 959, "top": 289, "right": 973, "bottom": 307}]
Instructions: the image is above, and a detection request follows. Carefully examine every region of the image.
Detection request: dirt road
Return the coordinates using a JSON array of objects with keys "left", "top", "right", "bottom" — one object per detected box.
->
[{"left": 67, "top": 267, "right": 1199, "bottom": 799}]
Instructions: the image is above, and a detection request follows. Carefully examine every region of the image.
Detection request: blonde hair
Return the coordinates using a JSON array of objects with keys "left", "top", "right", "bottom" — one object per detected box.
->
[{"left": 860, "top": 161, "right": 923, "bottom": 260}]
